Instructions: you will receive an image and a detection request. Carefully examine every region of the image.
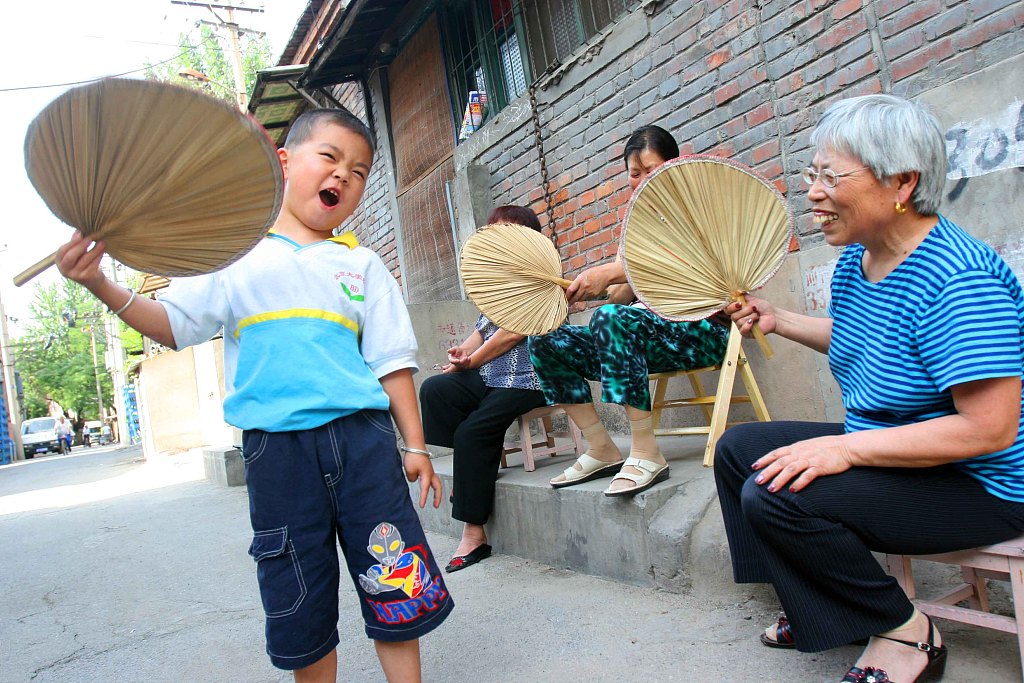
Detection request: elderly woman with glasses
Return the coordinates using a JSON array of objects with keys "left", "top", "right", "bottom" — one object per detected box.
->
[{"left": 717, "top": 94, "right": 1024, "bottom": 683}]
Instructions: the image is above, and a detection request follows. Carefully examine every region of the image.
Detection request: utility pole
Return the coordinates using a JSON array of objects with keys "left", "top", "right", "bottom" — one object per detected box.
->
[
  {"left": 169, "top": 1, "right": 265, "bottom": 110},
  {"left": 104, "top": 259, "right": 129, "bottom": 444},
  {"left": 84, "top": 324, "right": 104, "bottom": 421}
]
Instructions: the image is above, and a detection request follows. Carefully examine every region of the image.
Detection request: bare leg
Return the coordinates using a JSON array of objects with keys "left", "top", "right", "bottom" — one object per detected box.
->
[
  {"left": 452, "top": 522, "right": 487, "bottom": 558},
  {"left": 605, "top": 407, "right": 667, "bottom": 493},
  {"left": 294, "top": 649, "right": 336, "bottom": 683},
  {"left": 375, "top": 639, "right": 421, "bottom": 683}
]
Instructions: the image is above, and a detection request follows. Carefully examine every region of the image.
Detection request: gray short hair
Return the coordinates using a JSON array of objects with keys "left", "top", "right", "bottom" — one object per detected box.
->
[{"left": 809, "top": 94, "right": 946, "bottom": 215}]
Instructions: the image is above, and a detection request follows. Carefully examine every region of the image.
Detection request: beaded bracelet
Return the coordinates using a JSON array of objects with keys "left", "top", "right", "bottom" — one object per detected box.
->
[
  {"left": 400, "top": 446, "right": 433, "bottom": 457},
  {"left": 111, "top": 289, "right": 137, "bottom": 316}
]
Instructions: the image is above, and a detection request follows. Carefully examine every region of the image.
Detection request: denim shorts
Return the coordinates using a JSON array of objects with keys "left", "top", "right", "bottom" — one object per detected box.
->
[{"left": 242, "top": 410, "right": 454, "bottom": 670}]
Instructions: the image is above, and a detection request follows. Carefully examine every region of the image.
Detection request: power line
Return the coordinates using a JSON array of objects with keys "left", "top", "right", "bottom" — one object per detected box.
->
[{"left": 0, "top": 36, "right": 219, "bottom": 93}]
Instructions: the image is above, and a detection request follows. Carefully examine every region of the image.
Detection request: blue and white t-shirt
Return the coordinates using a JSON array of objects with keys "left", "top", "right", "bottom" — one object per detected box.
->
[
  {"left": 828, "top": 215, "right": 1024, "bottom": 502},
  {"left": 475, "top": 315, "right": 541, "bottom": 391},
  {"left": 159, "top": 232, "right": 418, "bottom": 433}
]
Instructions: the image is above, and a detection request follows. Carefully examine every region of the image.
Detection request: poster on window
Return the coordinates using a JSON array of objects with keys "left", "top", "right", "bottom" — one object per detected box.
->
[{"left": 458, "top": 90, "right": 488, "bottom": 141}]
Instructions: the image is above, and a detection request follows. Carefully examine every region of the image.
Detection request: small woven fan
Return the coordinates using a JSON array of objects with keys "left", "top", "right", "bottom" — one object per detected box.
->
[
  {"left": 15, "top": 77, "right": 283, "bottom": 286},
  {"left": 621, "top": 156, "right": 794, "bottom": 358},
  {"left": 459, "top": 223, "right": 570, "bottom": 336}
]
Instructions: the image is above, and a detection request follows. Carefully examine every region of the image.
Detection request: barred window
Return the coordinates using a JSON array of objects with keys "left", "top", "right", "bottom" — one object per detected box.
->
[
  {"left": 521, "top": 0, "right": 638, "bottom": 77},
  {"left": 441, "top": 0, "right": 637, "bottom": 142},
  {"left": 442, "top": 0, "right": 529, "bottom": 143}
]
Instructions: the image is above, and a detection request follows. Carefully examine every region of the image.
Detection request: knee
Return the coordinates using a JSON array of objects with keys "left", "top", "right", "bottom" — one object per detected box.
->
[
  {"left": 418, "top": 375, "right": 443, "bottom": 404},
  {"left": 589, "top": 304, "right": 621, "bottom": 331},
  {"left": 739, "top": 476, "right": 779, "bottom": 530},
  {"left": 714, "top": 423, "right": 763, "bottom": 475}
]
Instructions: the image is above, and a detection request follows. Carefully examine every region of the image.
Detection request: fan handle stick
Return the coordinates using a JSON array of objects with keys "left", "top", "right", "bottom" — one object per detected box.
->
[
  {"left": 733, "top": 291, "right": 774, "bottom": 359},
  {"left": 14, "top": 252, "right": 58, "bottom": 287}
]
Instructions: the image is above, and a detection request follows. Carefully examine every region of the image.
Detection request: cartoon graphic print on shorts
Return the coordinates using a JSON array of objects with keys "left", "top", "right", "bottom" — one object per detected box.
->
[{"left": 359, "top": 522, "right": 450, "bottom": 626}]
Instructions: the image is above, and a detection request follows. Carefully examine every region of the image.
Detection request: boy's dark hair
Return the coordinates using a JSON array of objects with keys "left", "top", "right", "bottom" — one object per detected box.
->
[
  {"left": 622, "top": 125, "right": 679, "bottom": 168},
  {"left": 487, "top": 205, "right": 542, "bottom": 232},
  {"left": 284, "top": 108, "right": 377, "bottom": 157}
]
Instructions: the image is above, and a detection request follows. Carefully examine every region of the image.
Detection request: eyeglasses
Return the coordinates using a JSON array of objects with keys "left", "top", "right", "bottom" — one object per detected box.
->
[{"left": 801, "top": 166, "right": 869, "bottom": 188}]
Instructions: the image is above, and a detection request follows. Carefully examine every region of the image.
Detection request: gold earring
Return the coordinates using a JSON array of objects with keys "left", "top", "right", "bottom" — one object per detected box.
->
[{"left": 895, "top": 201, "right": 907, "bottom": 214}]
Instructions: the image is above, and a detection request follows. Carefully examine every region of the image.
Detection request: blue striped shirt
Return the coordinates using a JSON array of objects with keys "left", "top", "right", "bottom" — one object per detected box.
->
[{"left": 828, "top": 215, "right": 1024, "bottom": 502}]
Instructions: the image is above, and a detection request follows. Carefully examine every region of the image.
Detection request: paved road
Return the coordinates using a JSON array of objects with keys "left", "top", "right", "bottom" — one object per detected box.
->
[{"left": 0, "top": 447, "right": 1019, "bottom": 682}]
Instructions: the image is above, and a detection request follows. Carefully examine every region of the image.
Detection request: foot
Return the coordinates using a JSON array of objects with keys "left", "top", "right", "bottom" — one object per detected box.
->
[
  {"left": 760, "top": 616, "right": 795, "bottom": 649},
  {"left": 845, "top": 612, "right": 945, "bottom": 683},
  {"left": 604, "top": 454, "right": 669, "bottom": 495},
  {"left": 444, "top": 544, "right": 492, "bottom": 573},
  {"left": 451, "top": 525, "right": 486, "bottom": 559},
  {"left": 549, "top": 451, "right": 623, "bottom": 487}
]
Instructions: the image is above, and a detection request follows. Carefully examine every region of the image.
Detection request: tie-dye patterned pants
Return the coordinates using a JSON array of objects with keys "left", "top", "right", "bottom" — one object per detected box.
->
[{"left": 529, "top": 304, "right": 729, "bottom": 411}]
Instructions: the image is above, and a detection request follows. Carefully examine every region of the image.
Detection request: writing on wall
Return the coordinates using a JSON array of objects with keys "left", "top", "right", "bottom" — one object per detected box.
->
[
  {"left": 945, "top": 100, "right": 1024, "bottom": 180},
  {"left": 803, "top": 259, "right": 837, "bottom": 313}
]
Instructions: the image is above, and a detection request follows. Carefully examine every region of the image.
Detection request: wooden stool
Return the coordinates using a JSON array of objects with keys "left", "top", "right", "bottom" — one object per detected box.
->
[
  {"left": 500, "top": 406, "right": 584, "bottom": 472},
  {"left": 650, "top": 324, "right": 770, "bottom": 467},
  {"left": 885, "top": 534, "right": 1024, "bottom": 674}
]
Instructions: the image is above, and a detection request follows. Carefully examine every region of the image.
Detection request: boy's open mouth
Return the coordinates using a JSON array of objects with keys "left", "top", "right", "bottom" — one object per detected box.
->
[{"left": 320, "top": 188, "right": 340, "bottom": 207}]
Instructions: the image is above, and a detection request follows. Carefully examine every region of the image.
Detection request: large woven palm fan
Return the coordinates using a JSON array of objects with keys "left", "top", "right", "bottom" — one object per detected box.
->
[
  {"left": 622, "top": 156, "right": 794, "bottom": 358},
  {"left": 15, "top": 77, "right": 283, "bottom": 286},
  {"left": 459, "top": 223, "right": 570, "bottom": 336}
]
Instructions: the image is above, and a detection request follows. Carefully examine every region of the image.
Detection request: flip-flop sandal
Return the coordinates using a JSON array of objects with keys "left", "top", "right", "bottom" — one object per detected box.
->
[
  {"left": 550, "top": 453, "right": 624, "bottom": 488},
  {"left": 444, "top": 543, "right": 492, "bottom": 573},
  {"left": 603, "top": 457, "right": 669, "bottom": 497}
]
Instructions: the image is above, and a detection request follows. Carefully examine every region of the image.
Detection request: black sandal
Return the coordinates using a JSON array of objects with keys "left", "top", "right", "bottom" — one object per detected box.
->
[
  {"left": 761, "top": 614, "right": 870, "bottom": 650},
  {"left": 840, "top": 616, "right": 947, "bottom": 683},
  {"left": 760, "top": 615, "right": 796, "bottom": 649}
]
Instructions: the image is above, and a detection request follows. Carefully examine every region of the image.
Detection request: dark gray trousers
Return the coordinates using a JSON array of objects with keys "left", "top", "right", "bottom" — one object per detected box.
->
[{"left": 714, "top": 420, "right": 1024, "bottom": 652}]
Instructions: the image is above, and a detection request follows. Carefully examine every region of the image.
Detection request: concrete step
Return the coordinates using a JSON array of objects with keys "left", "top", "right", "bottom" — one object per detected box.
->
[{"left": 415, "top": 434, "right": 746, "bottom": 598}]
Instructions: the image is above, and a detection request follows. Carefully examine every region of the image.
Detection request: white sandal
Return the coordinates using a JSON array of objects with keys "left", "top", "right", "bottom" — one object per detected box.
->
[
  {"left": 549, "top": 453, "right": 624, "bottom": 488},
  {"left": 603, "top": 456, "right": 669, "bottom": 497}
]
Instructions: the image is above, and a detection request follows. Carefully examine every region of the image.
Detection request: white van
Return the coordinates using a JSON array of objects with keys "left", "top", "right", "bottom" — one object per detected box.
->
[{"left": 21, "top": 417, "right": 62, "bottom": 459}]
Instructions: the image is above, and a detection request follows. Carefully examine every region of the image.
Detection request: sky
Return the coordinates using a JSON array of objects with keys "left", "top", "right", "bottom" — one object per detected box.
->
[{"left": 0, "top": 0, "right": 308, "bottom": 336}]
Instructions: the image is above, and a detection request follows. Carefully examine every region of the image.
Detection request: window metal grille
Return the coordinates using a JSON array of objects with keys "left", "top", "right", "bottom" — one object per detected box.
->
[
  {"left": 442, "top": 0, "right": 530, "bottom": 142},
  {"left": 521, "top": 0, "right": 638, "bottom": 78},
  {"left": 441, "top": 0, "right": 638, "bottom": 142}
]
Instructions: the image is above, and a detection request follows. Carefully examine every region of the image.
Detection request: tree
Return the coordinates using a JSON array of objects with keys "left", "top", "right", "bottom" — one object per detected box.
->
[
  {"left": 146, "top": 24, "right": 272, "bottom": 105},
  {"left": 15, "top": 281, "right": 113, "bottom": 421}
]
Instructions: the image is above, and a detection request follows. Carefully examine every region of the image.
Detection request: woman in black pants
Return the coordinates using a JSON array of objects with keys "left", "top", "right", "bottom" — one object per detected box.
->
[
  {"left": 419, "top": 205, "right": 546, "bottom": 573},
  {"left": 716, "top": 94, "right": 1024, "bottom": 683}
]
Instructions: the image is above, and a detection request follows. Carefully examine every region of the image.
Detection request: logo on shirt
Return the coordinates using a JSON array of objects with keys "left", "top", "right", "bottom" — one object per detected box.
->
[{"left": 335, "top": 271, "right": 365, "bottom": 301}]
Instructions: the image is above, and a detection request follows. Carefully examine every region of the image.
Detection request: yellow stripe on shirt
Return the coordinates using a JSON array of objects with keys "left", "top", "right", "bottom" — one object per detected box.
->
[{"left": 234, "top": 309, "right": 359, "bottom": 338}]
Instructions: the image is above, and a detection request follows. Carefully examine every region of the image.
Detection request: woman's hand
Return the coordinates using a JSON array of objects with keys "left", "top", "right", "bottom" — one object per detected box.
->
[
  {"left": 565, "top": 261, "right": 626, "bottom": 304},
  {"left": 447, "top": 346, "right": 474, "bottom": 370},
  {"left": 55, "top": 231, "right": 108, "bottom": 291},
  {"left": 726, "top": 295, "right": 777, "bottom": 337},
  {"left": 752, "top": 435, "right": 855, "bottom": 493}
]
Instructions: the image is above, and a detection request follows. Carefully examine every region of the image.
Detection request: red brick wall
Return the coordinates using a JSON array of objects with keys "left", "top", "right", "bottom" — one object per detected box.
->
[
  {"left": 330, "top": 81, "right": 403, "bottom": 287},
  {"left": 467, "top": 0, "right": 1022, "bottom": 277}
]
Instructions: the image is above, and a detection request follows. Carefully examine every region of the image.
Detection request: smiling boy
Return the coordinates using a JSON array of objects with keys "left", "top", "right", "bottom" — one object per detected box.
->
[{"left": 56, "top": 108, "right": 453, "bottom": 682}]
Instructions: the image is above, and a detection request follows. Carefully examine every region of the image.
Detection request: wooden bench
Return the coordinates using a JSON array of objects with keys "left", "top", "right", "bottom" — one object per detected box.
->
[
  {"left": 500, "top": 406, "right": 583, "bottom": 472},
  {"left": 885, "top": 534, "right": 1024, "bottom": 674}
]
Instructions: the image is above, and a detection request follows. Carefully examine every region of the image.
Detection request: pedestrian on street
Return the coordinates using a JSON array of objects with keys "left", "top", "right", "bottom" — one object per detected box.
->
[
  {"left": 55, "top": 108, "right": 452, "bottom": 683},
  {"left": 56, "top": 415, "right": 73, "bottom": 454}
]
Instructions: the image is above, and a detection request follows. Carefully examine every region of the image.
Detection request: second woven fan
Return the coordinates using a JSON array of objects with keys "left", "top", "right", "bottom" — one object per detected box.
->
[
  {"left": 459, "top": 223, "right": 570, "bottom": 336},
  {"left": 621, "top": 156, "right": 794, "bottom": 357}
]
